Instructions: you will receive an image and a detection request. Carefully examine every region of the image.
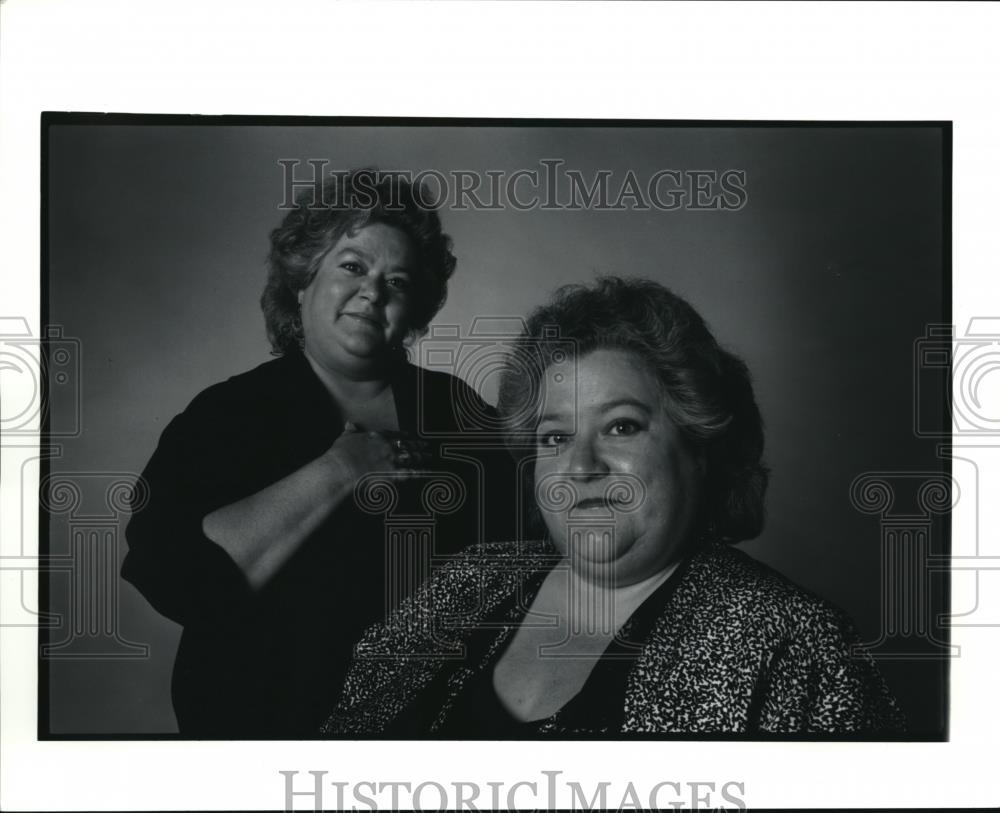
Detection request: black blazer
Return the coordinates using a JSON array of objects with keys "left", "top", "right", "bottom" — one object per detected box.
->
[{"left": 123, "top": 351, "right": 514, "bottom": 737}]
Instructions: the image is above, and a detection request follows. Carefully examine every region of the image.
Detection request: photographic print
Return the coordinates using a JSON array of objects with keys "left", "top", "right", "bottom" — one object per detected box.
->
[
  {"left": 39, "top": 117, "right": 949, "bottom": 746},
  {"left": 4, "top": 2, "right": 1000, "bottom": 809}
]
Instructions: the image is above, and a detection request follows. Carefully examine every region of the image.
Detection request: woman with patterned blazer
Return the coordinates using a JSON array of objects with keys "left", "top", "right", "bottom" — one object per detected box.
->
[{"left": 322, "top": 277, "right": 904, "bottom": 736}]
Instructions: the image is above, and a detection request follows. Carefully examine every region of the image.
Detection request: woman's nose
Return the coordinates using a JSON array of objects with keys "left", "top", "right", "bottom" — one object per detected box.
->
[
  {"left": 564, "top": 436, "right": 607, "bottom": 479},
  {"left": 357, "top": 273, "right": 384, "bottom": 304}
]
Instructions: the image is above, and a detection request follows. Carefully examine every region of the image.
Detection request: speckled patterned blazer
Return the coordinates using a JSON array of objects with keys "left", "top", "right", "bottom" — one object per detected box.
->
[{"left": 322, "top": 540, "right": 905, "bottom": 736}]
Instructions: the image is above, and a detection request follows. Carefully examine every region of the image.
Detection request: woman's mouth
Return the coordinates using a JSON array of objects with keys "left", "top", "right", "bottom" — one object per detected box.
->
[
  {"left": 341, "top": 311, "right": 384, "bottom": 327},
  {"left": 574, "top": 497, "right": 610, "bottom": 509},
  {"left": 571, "top": 496, "right": 630, "bottom": 512}
]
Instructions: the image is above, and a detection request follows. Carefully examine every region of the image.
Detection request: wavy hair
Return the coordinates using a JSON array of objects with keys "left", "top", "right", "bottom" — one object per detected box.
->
[
  {"left": 497, "top": 276, "right": 768, "bottom": 543},
  {"left": 262, "top": 168, "right": 457, "bottom": 355}
]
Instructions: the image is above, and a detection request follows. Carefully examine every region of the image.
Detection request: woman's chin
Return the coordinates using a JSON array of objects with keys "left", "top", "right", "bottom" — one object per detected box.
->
[
  {"left": 564, "top": 558, "right": 636, "bottom": 589},
  {"left": 562, "top": 539, "right": 635, "bottom": 574}
]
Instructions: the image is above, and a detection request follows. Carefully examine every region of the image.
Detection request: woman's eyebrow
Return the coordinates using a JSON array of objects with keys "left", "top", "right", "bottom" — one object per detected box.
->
[
  {"left": 332, "top": 245, "right": 372, "bottom": 261},
  {"left": 536, "top": 410, "right": 569, "bottom": 427},
  {"left": 599, "top": 397, "right": 652, "bottom": 414},
  {"left": 332, "top": 246, "right": 413, "bottom": 274},
  {"left": 536, "top": 398, "right": 651, "bottom": 426}
]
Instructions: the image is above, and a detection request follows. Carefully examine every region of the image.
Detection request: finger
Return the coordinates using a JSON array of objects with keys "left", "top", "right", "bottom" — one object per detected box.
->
[
  {"left": 388, "top": 432, "right": 431, "bottom": 450},
  {"left": 396, "top": 451, "right": 435, "bottom": 467},
  {"left": 392, "top": 445, "right": 433, "bottom": 466},
  {"left": 408, "top": 450, "right": 433, "bottom": 467},
  {"left": 395, "top": 467, "right": 434, "bottom": 480},
  {"left": 399, "top": 434, "right": 431, "bottom": 447}
]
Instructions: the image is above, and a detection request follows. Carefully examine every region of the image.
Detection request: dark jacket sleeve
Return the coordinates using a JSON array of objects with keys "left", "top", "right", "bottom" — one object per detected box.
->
[{"left": 122, "top": 388, "right": 255, "bottom": 627}]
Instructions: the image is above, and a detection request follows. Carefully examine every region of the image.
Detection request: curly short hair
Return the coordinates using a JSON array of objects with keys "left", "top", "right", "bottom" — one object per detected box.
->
[
  {"left": 497, "top": 276, "right": 769, "bottom": 543},
  {"left": 262, "top": 168, "right": 457, "bottom": 355}
]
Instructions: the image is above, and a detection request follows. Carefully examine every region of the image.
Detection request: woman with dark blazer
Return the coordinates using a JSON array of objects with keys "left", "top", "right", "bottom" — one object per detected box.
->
[{"left": 124, "top": 169, "right": 511, "bottom": 737}]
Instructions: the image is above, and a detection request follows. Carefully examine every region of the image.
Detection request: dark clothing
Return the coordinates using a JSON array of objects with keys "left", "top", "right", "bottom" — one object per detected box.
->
[
  {"left": 324, "top": 541, "right": 906, "bottom": 736},
  {"left": 123, "top": 351, "right": 513, "bottom": 738}
]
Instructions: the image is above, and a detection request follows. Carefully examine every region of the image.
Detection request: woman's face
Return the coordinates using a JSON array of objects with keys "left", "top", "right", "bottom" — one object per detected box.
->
[
  {"left": 298, "top": 223, "right": 416, "bottom": 378},
  {"left": 533, "top": 348, "right": 705, "bottom": 586}
]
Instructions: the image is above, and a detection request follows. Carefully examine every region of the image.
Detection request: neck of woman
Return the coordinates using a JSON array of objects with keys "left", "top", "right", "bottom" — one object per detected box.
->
[
  {"left": 303, "top": 351, "right": 395, "bottom": 403},
  {"left": 534, "top": 558, "right": 682, "bottom": 646}
]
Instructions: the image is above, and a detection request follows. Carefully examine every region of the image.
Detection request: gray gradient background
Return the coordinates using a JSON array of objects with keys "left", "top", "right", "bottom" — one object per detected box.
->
[{"left": 44, "top": 123, "right": 947, "bottom": 735}]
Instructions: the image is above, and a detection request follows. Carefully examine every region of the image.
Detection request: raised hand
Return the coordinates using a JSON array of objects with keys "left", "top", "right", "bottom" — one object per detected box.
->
[{"left": 326, "top": 422, "right": 433, "bottom": 482}]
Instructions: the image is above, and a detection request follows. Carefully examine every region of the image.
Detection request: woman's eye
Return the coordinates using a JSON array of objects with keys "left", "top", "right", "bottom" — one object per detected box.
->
[
  {"left": 537, "top": 432, "right": 569, "bottom": 448},
  {"left": 387, "top": 276, "right": 411, "bottom": 292},
  {"left": 608, "top": 420, "right": 640, "bottom": 436},
  {"left": 340, "top": 261, "right": 364, "bottom": 275}
]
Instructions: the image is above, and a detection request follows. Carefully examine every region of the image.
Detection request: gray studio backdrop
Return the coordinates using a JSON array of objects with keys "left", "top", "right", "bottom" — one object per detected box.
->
[{"left": 44, "top": 122, "right": 947, "bottom": 735}]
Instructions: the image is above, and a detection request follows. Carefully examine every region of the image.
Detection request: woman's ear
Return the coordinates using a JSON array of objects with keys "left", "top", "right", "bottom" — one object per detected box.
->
[
  {"left": 683, "top": 434, "right": 709, "bottom": 479},
  {"left": 297, "top": 289, "right": 304, "bottom": 305}
]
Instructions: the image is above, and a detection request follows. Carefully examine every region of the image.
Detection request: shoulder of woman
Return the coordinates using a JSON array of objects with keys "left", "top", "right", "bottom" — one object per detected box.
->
[
  {"left": 159, "top": 354, "right": 319, "bottom": 443},
  {"left": 422, "top": 540, "right": 556, "bottom": 598},
  {"left": 406, "top": 363, "right": 495, "bottom": 412},
  {"left": 329, "top": 546, "right": 553, "bottom": 736},
  {"left": 678, "top": 542, "right": 857, "bottom": 638},
  {"left": 334, "top": 539, "right": 554, "bottom": 724},
  {"left": 182, "top": 354, "right": 305, "bottom": 413},
  {"left": 353, "top": 541, "right": 554, "bottom": 646}
]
